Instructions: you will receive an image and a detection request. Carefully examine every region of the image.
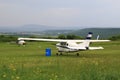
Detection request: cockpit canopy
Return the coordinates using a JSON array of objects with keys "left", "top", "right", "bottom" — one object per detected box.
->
[{"left": 60, "top": 42, "right": 68, "bottom": 46}]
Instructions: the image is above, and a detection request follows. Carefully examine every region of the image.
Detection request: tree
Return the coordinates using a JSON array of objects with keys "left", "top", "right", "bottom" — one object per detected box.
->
[
  {"left": 66, "top": 34, "right": 75, "bottom": 39},
  {"left": 0, "top": 35, "right": 17, "bottom": 42},
  {"left": 109, "top": 35, "right": 120, "bottom": 41},
  {"left": 58, "top": 34, "right": 66, "bottom": 39},
  {"left": 58, "top": 34, "right": 82, "bottom": 39}
]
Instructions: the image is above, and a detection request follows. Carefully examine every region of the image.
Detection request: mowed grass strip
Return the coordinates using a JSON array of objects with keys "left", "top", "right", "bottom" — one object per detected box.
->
[{"left": 0, "top": 41, "right": 120, "bottom": 80}]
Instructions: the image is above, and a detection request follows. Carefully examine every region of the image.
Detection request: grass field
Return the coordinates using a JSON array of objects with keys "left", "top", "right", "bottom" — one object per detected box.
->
[{"left": 0, "top": 41, "right": 120, "bottom": 80}]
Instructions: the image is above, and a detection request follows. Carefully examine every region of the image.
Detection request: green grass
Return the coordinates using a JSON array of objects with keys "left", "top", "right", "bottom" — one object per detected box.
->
[{"left": 0, "top": 41, "right": 120, "bottom": 80}]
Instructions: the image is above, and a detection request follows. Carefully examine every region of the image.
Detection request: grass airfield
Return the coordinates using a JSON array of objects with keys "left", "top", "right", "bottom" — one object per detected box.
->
[{"left": 0, "top": 41, "right": 120, "bottom": 80}]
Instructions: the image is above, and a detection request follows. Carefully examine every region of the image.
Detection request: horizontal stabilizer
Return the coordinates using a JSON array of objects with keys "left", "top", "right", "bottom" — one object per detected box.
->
[{"left": 89, "top": 47, "right": 104, "bottom": 50}]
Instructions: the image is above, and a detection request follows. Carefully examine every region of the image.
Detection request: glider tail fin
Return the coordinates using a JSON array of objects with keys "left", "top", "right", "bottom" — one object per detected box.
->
[
  {"left": 86, "top": 32, "right": 93, "bottom": 40},
  {"left": 78, "top": 32, "right": 93, "bottom": 50}
]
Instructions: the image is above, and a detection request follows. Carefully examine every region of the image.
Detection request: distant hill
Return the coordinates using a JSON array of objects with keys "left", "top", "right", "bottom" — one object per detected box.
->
[
  {"left": 71, "top": 28, "right": 120, "bottom": 39},
  {"left": 42, "top": 30, "right": 74, "bottom": 36},
  {"left": 0, "top": 24, "right": 55, "bottom": 32},
  {"left": 0, "top": 24, "right": 120, "bottom": 39},
  {"left": 0, "top": 24, "right": 81, "bottom": 32},
  {"left": 41, "top": 28, "right": 120, "bottom": 39}
]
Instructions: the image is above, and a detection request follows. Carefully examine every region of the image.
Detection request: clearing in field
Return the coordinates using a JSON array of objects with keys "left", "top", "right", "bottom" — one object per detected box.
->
[{"left": 0, "top": 41, "right": 120, "bottom": 80}]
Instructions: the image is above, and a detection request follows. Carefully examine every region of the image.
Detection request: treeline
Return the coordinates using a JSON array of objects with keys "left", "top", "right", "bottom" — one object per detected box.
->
[
  {"left": 0, "top": 35, "right": 17, "bottom": 42},
  {"left": 109, "top": 35, "right": 120, "bottom": 41},
  {"left": 58, "top": 34, "right": 120, "bottom": 40},
  {"left": 58, "top": 34, "right": 82, "bottom": 39},
  {"left": 29, "top": 34, "right": 83, "bottom": 39},
  {"left": 0, "top": 34, "right": 82, "bottom": 42},
  {"left": 0, "top": 34, "right": 120, "bottom": 42}
]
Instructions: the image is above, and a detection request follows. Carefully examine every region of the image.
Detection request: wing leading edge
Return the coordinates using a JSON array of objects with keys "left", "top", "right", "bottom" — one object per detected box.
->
[{"left": 18, "top": 38, "right": 110, "bottom": 43}]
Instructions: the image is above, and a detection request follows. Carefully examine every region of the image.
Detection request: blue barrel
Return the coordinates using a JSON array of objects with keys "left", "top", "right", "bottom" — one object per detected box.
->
[{"left": 45, "top": 48, "right": 51, "bottom": 56}]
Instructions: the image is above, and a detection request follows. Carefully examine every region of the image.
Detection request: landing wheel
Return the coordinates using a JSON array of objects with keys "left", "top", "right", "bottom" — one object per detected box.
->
[
  {"left": 60, "top": 52, "right": 63, "bottom": 55},
  {"left": 56, "top": 53, "right": 59, "bottom": 56},
  {"left": 76, "top": 53, "right": 79, "bottom": 56}
]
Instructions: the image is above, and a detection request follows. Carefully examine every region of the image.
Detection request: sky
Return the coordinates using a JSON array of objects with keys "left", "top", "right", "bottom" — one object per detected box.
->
[{"left": 0, "top": 0, "right": 120, "bottom": 28}]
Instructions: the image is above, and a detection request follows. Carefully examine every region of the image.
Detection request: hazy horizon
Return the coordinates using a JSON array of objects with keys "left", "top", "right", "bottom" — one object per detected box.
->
[{"left": 0, "top": 24, "right": 120, "bottom": 29}]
